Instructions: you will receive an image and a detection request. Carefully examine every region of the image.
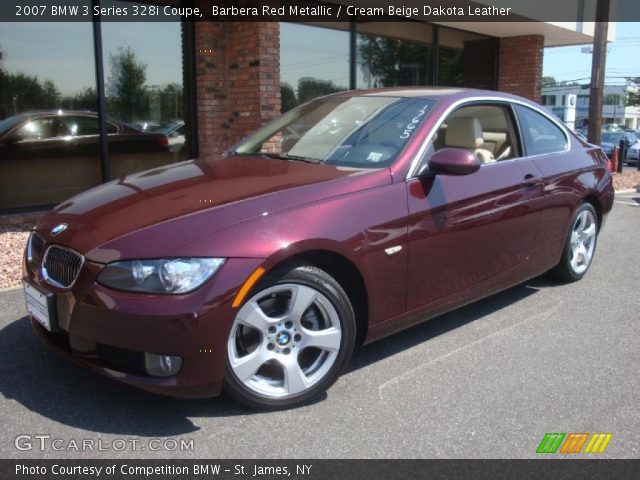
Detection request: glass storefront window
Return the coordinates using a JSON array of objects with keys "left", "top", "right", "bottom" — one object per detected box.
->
[
  {"left": 357, "top": 22, "right": 433, "bottom": 89},
  {"left": 101, "top": 1, "right": 188, "bottom": 178},
  {"left": 280, "top": 23, "right": 349, "bottom": 112},
  {"left": 438, "top": 27, "right": 495, "bottom": 88},
  {"left": 0, "top": 17, "right": 100, "bottom": 209}
]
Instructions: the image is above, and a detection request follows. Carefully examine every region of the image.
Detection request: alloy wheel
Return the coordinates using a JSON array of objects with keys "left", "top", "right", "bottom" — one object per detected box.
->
[
  {"left": 227, "top": 283, "right": 342, "bottom": 398},
  {"left": 569, "top": 209, "right": 597, "bottom": 275}
]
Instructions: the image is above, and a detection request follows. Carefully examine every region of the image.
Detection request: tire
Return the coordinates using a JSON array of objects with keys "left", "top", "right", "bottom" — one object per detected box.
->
[
  {"left": 550, "top": 202, "right": 599, "bottom": 282},
  {"left": 223, "top": 264, "right": 356, "bottom": 410}
]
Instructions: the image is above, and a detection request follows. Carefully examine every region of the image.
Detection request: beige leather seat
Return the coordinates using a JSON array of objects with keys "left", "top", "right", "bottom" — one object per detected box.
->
[{"left": 445, "top": 117, "right": 495, "bottom": 164}]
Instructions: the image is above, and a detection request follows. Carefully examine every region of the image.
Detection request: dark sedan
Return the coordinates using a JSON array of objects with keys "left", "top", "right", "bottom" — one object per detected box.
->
[
  {"left": 0, "top": 111, "right": 171, "bottom": 209},
  {"left": 23, "top": 88, "right": 613, "bottom": 409}
]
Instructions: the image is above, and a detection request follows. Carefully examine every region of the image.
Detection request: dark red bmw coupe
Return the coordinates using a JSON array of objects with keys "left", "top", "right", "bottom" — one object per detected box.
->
[{"left": 23, "top": 88, "right": 614, "bottom": 409}]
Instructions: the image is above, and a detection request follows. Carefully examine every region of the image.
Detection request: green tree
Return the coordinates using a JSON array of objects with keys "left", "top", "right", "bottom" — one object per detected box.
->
[
  {"left": 604, "top": 93, "right": 626, "bottom": 106},
  {"left": 42, "top": 80, "right": 61, "bottom": 109},
  {"left": 160, "top": 83, "right": 183, "bottom": 123},
  {"left": 358, "top": 36, "right": 428, "bottom": 87},
  {"left": 4, "top": 72, "right": 48, "bottom": 114},
  {"left": 297, "top": 78, "right": 342, "bottom": 104},
  {"left": 437, "top": 48, "right": 463, "bottom": 86},
  {"left": 280, "top": 83, "right": 297, "bottom": 112},
  {"left": 107, "top": 47, "right": 148, "bottom": 121},
  {"left": 626, "top": 78, "right": 640, "bottom": 106},
  {"left": 61, "top": 87, "right": 97, "bottom": 111}
]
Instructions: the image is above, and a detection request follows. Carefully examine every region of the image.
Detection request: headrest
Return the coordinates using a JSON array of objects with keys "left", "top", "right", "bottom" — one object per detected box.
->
[{"left": 445, "top": 117, "right": 484, "bottom": 149}]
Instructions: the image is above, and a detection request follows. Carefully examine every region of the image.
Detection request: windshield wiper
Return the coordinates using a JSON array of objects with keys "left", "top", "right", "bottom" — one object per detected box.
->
[{"left": 258, "top": 152, "right": 321, "bottom": 164}]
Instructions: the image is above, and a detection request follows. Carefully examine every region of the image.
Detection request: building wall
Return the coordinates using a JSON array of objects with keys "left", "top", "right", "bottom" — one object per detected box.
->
[
  {"left": 498, "top": 35, "right": 544, "bottom": 101},
  {"left": 193, "top": 23, "right": 546, "bottom": 157},
  {"left": 194, "top": 20, "right": 281, "bottom": 157},
  {"left": 541, "top": 85, "right": 640, "bottom": 130}
]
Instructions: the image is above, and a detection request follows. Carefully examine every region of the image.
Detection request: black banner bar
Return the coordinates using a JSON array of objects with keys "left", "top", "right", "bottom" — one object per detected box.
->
[
  {"left": 2, "top": 459, "right": 640, "bottom": 480},
  {"left": 2, "top": 0, "right": 640, "bottom": 22}
]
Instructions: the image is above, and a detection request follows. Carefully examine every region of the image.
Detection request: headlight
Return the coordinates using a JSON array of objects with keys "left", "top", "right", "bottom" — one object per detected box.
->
[{"left": 97, "top": 258, "right": 225, "bottom": 294}]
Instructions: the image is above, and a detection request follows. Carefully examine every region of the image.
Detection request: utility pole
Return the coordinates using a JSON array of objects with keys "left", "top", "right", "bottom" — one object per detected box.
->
[{"left": 587, "top": 0, "right": 611, "bottom": 145}]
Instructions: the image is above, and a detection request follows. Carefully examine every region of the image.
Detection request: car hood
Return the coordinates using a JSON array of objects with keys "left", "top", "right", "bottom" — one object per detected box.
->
[{"left": 35, "top": 154, "right": 390, "bottom": 261}]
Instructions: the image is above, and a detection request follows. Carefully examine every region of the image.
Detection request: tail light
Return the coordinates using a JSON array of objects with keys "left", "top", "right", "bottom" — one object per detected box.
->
[{"left": 158, "top": 136, "right": 169, "bottom": 149}]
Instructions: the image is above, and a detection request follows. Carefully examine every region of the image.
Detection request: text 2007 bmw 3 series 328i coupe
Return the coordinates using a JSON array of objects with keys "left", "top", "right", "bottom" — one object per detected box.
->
[{"left": 23, "top": 88, "right": 614, "bottom": 409}]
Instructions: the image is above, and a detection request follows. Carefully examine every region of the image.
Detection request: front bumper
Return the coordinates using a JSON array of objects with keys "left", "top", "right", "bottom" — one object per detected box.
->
[{"left": 25, "top": 256, "right": 268, "bottom": 398}]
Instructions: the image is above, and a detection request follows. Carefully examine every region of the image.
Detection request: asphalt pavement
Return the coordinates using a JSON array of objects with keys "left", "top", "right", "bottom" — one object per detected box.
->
[{"left": 0, "top": 198, "right": 638, "bottom": 459}]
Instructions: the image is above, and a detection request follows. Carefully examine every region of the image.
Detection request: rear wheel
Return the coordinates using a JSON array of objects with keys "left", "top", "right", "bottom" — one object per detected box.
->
[
  {"left": 223, "top": 265, "right": 356, "bottom": 410},
  {"left": 550, "top": 202, "right": 598, "bottom": 282}
]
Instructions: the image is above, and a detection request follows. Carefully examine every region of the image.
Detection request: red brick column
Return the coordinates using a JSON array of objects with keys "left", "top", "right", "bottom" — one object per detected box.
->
[
  {"left": 194, "top": 19, "right": 281, "bottom": 158},
  {"left": 194, "top": 22, "right": 229, "bottom": 157},
  {"left": 498, "top": 35, "right": 544, "bottom": 101}
]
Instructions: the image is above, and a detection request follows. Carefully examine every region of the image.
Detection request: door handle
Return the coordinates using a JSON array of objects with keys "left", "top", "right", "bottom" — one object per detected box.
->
[{"left": 521, "top": 174, "right": 542, "bottom": 187}]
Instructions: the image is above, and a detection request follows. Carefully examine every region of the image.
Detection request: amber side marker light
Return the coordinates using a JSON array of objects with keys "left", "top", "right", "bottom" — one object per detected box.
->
[{"left": 232, "top": 267, "right": 266, "bottom": 308}]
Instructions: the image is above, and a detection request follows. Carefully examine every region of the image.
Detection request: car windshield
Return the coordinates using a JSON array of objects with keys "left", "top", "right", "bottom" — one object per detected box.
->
[
  {"left": 234, "top": 96, "right": 435, "bottom": 168},
  {"left": 0, "top": 114, "right": 26, "bottom": 136},
  {"left": 602, "top": 132, "right": 624, "bottom": 143}
]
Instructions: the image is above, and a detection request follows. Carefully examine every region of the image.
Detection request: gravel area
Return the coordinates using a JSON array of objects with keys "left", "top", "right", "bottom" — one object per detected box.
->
[
  {"left": 613, "top": 170, "right": 640, "bottom": 191},
  {"left": 0, "top": 224, "right": 31, "bottom": 290}
]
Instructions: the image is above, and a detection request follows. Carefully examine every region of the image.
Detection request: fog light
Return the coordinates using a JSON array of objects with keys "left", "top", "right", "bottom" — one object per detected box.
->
[{"left": 144, "top": 353, "right": 183, "bottom": 377}]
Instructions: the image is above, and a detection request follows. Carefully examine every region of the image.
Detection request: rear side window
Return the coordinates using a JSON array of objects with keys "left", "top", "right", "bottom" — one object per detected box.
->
[
  {"left": 61, "top": 116, "right": 100, "bottom": 136},
  {"left": 515, "top": 105, "right": 567, "bottom": 156}
]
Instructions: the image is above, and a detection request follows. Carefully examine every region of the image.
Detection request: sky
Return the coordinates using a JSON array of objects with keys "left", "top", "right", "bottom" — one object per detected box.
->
[
  {"left": 1, "top": 20, "right": 639, "bottom": 95},
  {"left": 0, "top": 22, "right": 183, "bottom": 95},
  {"left": 543, "top": 22, "right": 640, "bottom": 86}
]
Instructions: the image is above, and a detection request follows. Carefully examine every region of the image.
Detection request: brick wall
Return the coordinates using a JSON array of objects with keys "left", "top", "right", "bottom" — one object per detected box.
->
[
  {"left": 497, "top": 35, "right": 544, "bottom": 101},
  {"left": 194, "top": 18, "right": 280, "bottom": 157}
]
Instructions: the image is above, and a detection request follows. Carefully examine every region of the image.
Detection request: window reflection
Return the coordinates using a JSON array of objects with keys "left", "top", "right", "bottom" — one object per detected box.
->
[
  {"left": 101, "top": 1, "right": 188, "bottom": 177},
  {"left": 438, "top": 27, "right": 495, "bottom": 88},
  {"left": 0, "top": 18, "right": 100, "bottom": 209},
  {"left": 357, "top": 22, "right": 433, "bottom": 89},
  {"left": 280, "top": 23, "right": 349, "bottom": 112}
]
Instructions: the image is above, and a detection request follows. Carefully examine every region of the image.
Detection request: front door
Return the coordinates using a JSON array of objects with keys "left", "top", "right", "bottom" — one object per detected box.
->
[{"left": 406, "top": 102, "right": 545, "bottom": 310}]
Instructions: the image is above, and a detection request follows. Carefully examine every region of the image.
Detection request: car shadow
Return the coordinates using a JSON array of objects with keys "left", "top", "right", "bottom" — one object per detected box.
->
[
  {"left": 0, "top": 277, "right": 551, "bottom": 437},
  {"left": 348, "top": 278, "right": 550, "bottom": 373}
]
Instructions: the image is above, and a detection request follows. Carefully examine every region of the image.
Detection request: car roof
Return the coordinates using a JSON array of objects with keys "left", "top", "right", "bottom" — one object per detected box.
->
[
  {"left": 11, "top": 110, "right": 98, "bottom": 118},
  {"left": 334, "top": 87, "right": 524, "bottom": 103},
  {"left": 357, "top": 87, "right": 469, "bottom": 98}
]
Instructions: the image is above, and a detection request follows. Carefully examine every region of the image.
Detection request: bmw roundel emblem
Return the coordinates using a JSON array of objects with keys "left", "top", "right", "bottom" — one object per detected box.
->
[{"left": 51, "top": 223, "right": 69, "bottom": 236}]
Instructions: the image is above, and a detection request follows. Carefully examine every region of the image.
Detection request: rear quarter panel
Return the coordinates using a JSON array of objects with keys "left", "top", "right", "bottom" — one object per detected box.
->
[{"left": 532, "top": 139, "right": 614, "bottom": 249}]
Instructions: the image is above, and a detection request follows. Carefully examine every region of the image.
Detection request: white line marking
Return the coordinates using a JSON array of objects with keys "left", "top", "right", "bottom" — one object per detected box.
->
[
  {"left": 378, "top": 302, "right": 563, "bottom": 399},
  {"left": 614, "top": 201, "right": 639, "bottom": 207}
]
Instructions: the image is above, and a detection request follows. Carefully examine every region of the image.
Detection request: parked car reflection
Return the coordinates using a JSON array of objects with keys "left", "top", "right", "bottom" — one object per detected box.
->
[
  {"left": 0, "top": 110, "right": 175, "bottom": 209},
  {"left": 151, "top": 120, "right": 185, "bottom": 153}
]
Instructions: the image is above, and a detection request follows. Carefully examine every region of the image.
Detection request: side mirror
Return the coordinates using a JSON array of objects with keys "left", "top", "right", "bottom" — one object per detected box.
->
[{"left": 427, "top": 148, "right": 481, "bottom": 176}]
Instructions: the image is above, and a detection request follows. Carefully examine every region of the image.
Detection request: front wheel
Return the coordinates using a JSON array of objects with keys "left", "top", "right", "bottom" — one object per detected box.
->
[
  {"left": 550, "top": 202, "right": 599, "bottom": 282},
  {"left": 223, "top": 265, "right": 356, "bottom": 410}
]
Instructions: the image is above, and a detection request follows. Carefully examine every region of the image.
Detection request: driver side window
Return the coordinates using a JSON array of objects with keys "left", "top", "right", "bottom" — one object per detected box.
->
[{"left": 418, "top": 103, "right": 521, "bottom": 174}]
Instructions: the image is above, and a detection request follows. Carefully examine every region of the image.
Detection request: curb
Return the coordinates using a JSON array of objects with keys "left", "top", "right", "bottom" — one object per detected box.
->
[{"left": 0, "top": 286, "right": 22, "bottom": 294}]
